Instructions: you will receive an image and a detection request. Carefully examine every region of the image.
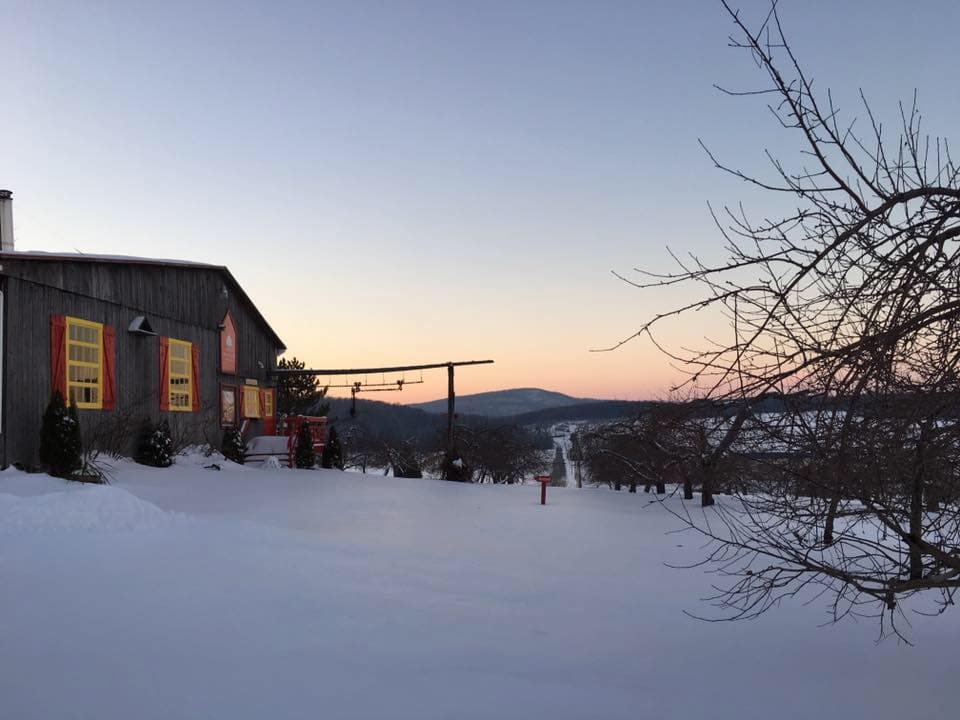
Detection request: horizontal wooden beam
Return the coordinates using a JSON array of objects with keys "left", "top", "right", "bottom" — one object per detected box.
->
[{"left": 269, "top": 359, "right": 494, "bottom": 377}]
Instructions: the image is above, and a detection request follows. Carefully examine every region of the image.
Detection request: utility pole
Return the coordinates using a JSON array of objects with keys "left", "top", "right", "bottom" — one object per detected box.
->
[{"left": 446, "top": 363, "right": 455, "bottom": 458}]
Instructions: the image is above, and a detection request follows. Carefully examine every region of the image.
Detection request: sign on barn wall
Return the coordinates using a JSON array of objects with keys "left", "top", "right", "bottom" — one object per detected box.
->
[
  {"left": 220, "top": 386, "right": 237, "bottom": 427},
  {"left": 220, "top": 312, "right": 237, "bottom": 375}
]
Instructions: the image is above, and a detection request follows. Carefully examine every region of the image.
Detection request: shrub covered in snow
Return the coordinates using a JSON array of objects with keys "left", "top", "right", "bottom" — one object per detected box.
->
[
  {"left": 294, "top": 420, "right": 316, "bottom": 469},
  {"left": 441, "top": 451, "right": 471, "bottom": 482},
  {"left": 136, "top": 420, "right": 174, "bottom": 468},
  {"left": 221, "top": 428, "right": 247, "bottom": 465},
  {"left": 38, "top": 392, "right": 83, "bottom": 479},
  {"left": 321, "top": 425, "right": 344, "bottom": 470}
]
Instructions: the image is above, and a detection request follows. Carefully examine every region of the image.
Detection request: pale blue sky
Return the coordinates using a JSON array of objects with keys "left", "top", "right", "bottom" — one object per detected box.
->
[{"left": 3, "top": 1, "right": 958, "bottom": 400}]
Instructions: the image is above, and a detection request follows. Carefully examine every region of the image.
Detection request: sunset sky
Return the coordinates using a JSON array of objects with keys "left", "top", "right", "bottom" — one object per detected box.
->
[{"left": 3, "top": 0, "right": 958, "bottom": 403}]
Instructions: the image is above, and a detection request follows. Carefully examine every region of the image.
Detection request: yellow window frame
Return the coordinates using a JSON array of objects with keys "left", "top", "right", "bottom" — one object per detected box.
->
[
  {"left": 263, "top": 389, "right": 274, "bottom": 417},
  {"left": 243, "top": 386, "right": 261, "bottom": 418},
  {"left": 168, "top": 339, "right": 193, "bottom": 412},
  {"left": 66, "top": 316, "right": 103, "bottom": 410}
]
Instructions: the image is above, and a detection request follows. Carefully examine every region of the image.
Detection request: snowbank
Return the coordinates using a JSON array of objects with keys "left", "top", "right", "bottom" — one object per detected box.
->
[{"left": 0, "top": 485, "right": 180, "bottom": 533}]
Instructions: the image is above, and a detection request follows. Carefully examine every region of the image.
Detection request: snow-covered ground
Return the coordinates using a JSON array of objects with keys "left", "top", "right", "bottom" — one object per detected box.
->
[{"left": 1, "top": 456, "right": 957, "bottom": 719}]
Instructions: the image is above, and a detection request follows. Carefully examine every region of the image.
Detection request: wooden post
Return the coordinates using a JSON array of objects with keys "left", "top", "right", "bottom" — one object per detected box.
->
[
  {"left": 535, "top": 475, "right": 551, "bottom": 505},
  {"left": 447, "top": 363, "right": 455, "bottom": 457}
]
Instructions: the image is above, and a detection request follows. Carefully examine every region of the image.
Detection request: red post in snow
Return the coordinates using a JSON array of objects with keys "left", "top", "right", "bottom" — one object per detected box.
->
[{"left": 535, "top": 475, "right": 551, "bottom": 505}]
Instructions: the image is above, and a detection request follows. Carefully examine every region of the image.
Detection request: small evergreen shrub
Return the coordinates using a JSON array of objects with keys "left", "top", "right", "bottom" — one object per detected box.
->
[
  {"left": 294, "top": 420, "right": 316, "bottom": 469},
  {"left": 38, "top": 392, "right": 83, "bottom": 479},
  {"left": 221, "top": 427, "right": 247, "bottom": 465},
  {"left": 442, "top": 451, "right": 471, "bottom": 482},
  {"left": 137, "top": 419, "right": 174, "bottom": 468},
  {"left": 321, "top": 426, "right": 344, "bottom": 470}
]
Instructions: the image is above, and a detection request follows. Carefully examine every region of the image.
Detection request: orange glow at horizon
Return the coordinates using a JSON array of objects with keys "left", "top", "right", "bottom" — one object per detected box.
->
[
  {"left": 256, "top": 268, "right": 718, "bottom": 406},
  {"left": 275, "top": 323, "right": 689, "bottom": 405}
]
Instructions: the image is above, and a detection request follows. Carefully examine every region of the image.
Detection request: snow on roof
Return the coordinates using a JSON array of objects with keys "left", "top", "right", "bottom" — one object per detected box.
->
[{"left": 0, "top": 249, "right": 224, "bottom": 271}]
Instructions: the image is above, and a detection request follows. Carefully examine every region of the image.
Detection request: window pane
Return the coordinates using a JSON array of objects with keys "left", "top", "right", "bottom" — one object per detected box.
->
[
  {"left": 70, "top": 345, "right": 97, "bottom": 363},
  {"left": 69, "top": 366, "right": 98, "bottom": 383},
  {"left": 68, "top": 321, "right": 100, "bottom": 345},
  {"left": 69, "top": 386, "right": 99, "bottom": 405},
  {"left": 73, "top": 345, "right": 97, "bottom": 363}
]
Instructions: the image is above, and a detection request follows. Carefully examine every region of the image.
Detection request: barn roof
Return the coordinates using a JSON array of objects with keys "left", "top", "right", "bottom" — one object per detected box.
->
[{"left": 0, "top": 250, "right": 286, "bottom": 350}]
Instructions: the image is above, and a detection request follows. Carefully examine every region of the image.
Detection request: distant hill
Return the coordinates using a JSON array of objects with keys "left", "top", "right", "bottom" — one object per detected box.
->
[
  {"left": 323, "top": 397, "right": 446, "bottom": 447},
  {"left": 316, "top": 392, "right": 881, "bottom": 452},
  {"left": 317, "top": 391, "right": 654, "bottom": 450},
  {"left": 408, "top": 388, "right": 599, "bottom": 417},
  {"left": 506, "top": 400, "right": 655, "bottom": 426}
]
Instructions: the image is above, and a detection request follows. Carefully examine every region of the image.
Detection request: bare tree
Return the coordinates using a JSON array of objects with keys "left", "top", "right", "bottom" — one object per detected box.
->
[
  {"left": 607, "top": 1, "right": 960, "bottom": 634},
  {"left": 460, "top": 423, "right": 548, "bottom": 484}
]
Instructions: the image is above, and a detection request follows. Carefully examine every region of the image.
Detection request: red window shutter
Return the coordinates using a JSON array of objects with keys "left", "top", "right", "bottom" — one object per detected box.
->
[
  {"left": 102, "top": 325, "right": 117, "bottom": 410},
  {"left": 191, "top": 345, "right": 201, "bottom": 412},
  {"left": 258, "top": 388, "right": 266, "bottom": 417},
  {"left": 50, "top": 314, "right": 67, "bottom": 400},
  {"left": 159, "top": 337, "right": 170, "bottom": 412},
  {"left": 239, "top": 386, "right": 247, "bottom": 417}
]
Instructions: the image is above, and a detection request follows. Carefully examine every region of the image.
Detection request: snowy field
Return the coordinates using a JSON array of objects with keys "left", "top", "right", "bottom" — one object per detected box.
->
[{"left": 1, "top": 456, "right": 958, "bottom": 719}]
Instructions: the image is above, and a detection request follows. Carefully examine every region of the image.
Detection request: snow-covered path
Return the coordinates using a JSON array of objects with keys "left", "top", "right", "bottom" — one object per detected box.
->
[{"left": 1, "top": 458, "right": 957, "bottom": 719}]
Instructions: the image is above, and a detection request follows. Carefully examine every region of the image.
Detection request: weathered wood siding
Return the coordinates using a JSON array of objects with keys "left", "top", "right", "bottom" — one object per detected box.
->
[{"left": 0, "top": 259, "right": 283, "bottom": 467}]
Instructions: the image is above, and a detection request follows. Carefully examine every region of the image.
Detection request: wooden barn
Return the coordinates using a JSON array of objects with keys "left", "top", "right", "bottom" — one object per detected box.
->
[{"left": 0, "top": 191, "right": 286, "bottom": 468}]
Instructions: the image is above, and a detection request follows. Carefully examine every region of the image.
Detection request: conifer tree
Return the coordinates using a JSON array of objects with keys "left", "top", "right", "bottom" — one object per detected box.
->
[
  {"left": 568, "top": 432, "right": 583, "bottom": 462},
  {"left": 276, "top": 357, "right": 330, "bottom": 417},
  {"left": 549, "top": 444, "right": 567, "bottom": 487},
  {"left": 137, "top": 419, "right": 174, "bottom": 468},
  {"left": 221, "top": 427, "right": 247, "bottom": 465},
  {"left": 38, "top": 392, "right": 83, "bottom": 479},
  {"left": 568, "top": 431, "right": 584, "bottom": 488},
  {"left": 294, "top": 420, "right": 316, "bottom": 469},
  {"left": 321, "top": 425, "right": 344, "bottom": 470}
]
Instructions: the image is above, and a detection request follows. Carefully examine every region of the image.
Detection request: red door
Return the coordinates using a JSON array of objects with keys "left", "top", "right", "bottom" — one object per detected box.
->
[{"left": 261, "top": 388, "right": 276, "bottom": 435}]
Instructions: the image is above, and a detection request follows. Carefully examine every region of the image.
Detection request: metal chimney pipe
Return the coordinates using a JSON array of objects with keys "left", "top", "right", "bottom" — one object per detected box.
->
[{"left": 0, "top": 190, "right": 13, "bottom": 252}]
